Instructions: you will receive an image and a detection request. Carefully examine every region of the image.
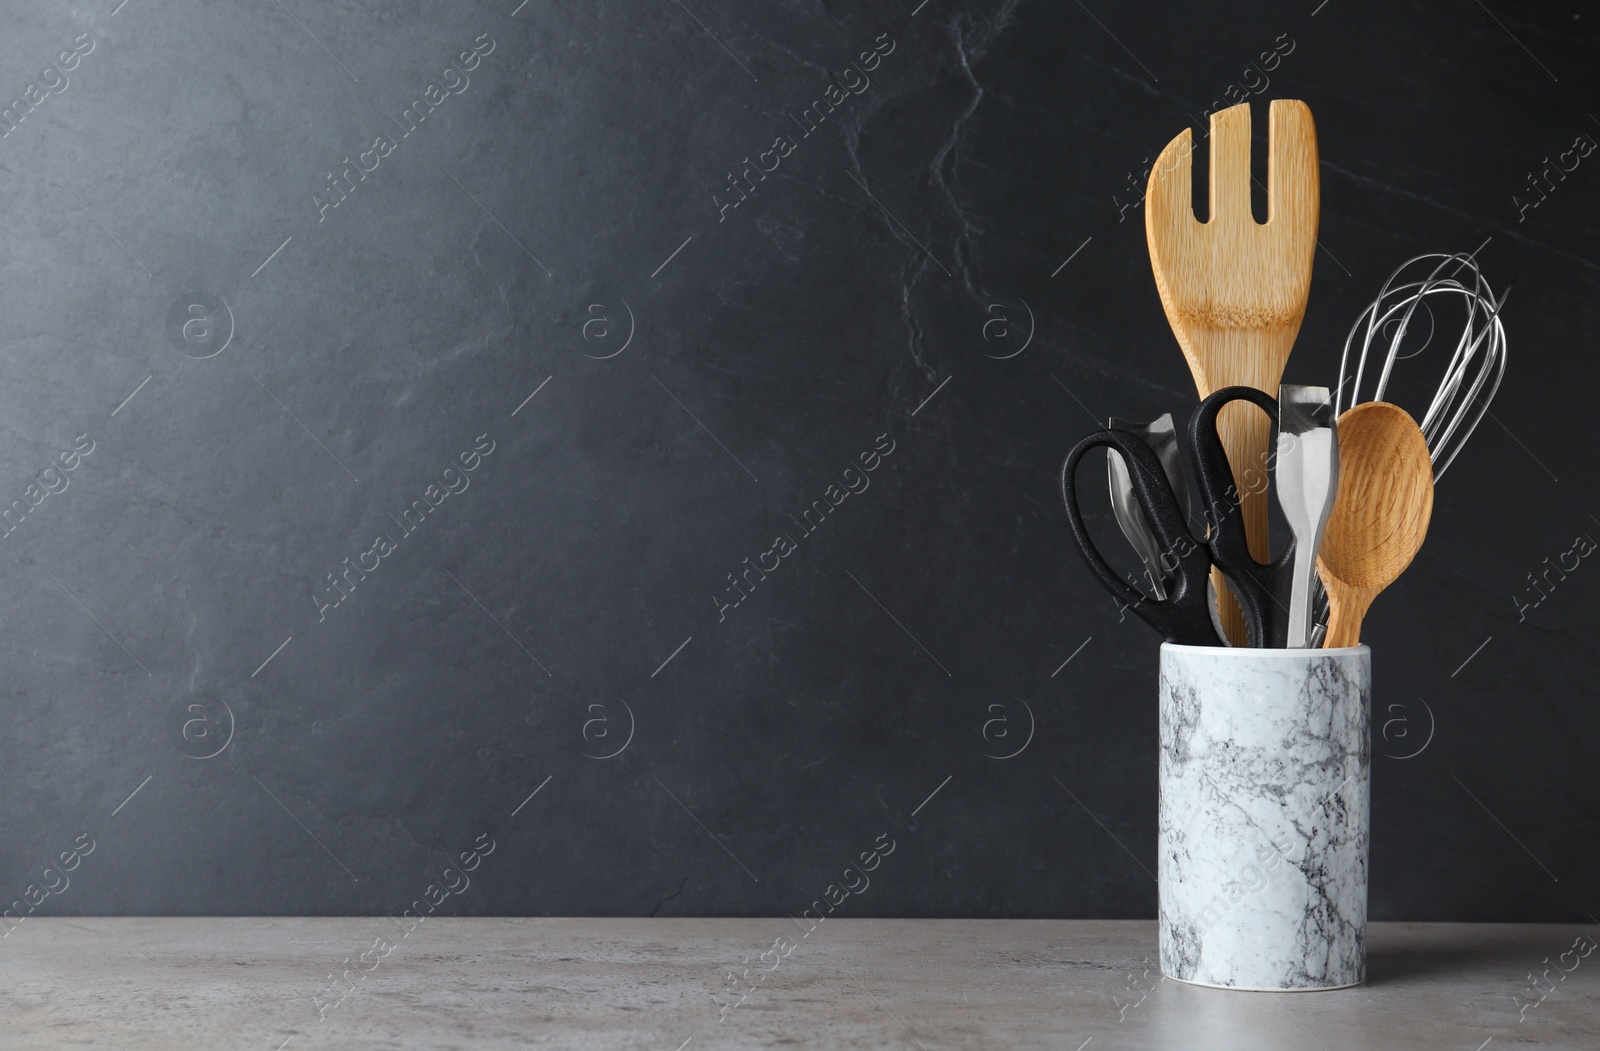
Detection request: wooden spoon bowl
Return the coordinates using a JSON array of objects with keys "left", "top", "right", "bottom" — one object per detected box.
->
[{"left": 1316, "top": 402, "right": 1434, "bottom": 647}]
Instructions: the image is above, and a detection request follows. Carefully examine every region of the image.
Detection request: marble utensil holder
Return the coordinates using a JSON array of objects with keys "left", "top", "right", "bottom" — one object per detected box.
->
[{"left": 1157, "top": 643, "right": 1371, "bottom": 991}]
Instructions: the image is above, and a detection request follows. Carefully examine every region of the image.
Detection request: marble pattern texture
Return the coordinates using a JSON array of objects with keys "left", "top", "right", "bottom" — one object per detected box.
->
[{"left": 1158, "top": 644, "right": 1372, "bottom": 990}]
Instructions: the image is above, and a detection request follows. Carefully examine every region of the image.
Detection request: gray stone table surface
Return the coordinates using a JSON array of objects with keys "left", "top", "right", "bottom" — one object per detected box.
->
[{"left": 3, "top": 919, "right": 1596, "bottom": 1049}]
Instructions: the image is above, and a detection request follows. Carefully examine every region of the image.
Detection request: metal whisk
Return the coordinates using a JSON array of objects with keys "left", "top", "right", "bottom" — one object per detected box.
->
[
  {"left": 1334, "top": 249, "right": 1509, "bottom": 479},
  {"left": 1308, "top": 248, "right": 1509, "bottom": 644}
]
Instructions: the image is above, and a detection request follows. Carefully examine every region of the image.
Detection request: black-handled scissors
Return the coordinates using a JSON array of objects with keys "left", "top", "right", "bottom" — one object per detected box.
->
[
  {"left": 1060, "top": 386, "right": 1295, "bottom": 647},
  {"left": 1185, "top": 386, "right": 1296, "bottom": 648},
  {"left": 1060, "top": 427, "right": 1222, "bottom": 646}
]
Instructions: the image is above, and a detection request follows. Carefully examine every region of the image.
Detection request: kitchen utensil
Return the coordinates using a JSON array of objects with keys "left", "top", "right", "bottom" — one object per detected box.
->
[
  {"left": 1062, "top": 429, "right": 1221, "bottom": 647},
  {"left": 1184, "top": 385, "right": 1295, "bottom": 647},
  {"left": 1106, "top": 414, "right": 1191, "bottom": 600},
  {"left": 1335, "top": 250, "right": 1508, "bottom": 479},
  {"left": 1106, "top": 416, "right": 1236, "bottom": 642},
  {"left": 1312, "top": 251, "right": 1506, "bottom": 641},
  {"left": 1316, "top": 402, "right": 1433, "bottom": 648},
  {"left": 1275, "top": 384, "right": 1339, "bottom": 648},
  {"left": 1146, "top": 99, "right": 1319, "bottom": 644},
  {"left": 1061, "top": 387, "right": 1294, "bottom": 648}
]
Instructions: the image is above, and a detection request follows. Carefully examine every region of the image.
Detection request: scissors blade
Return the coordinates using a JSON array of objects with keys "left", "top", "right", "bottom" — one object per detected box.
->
[
  {"left": 1107, "top": 414, "right": 1193, "bottom": 601},
  {"left": 1062, "top": 429, "right": 1222, "bottom": 647}
]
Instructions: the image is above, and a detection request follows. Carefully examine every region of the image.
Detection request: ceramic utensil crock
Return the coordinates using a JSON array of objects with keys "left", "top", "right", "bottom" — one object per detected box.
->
[{"left": 1158, "top": 642, "right": 1371, "bottom": 990}]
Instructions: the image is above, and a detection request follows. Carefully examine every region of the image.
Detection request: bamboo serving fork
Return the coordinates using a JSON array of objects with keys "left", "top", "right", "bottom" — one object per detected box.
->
[{"left": 1145, "top": 100, "right": 1320, "bottom": 643}]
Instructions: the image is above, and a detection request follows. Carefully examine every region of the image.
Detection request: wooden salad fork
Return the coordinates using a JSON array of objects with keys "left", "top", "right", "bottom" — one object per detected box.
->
[{"left": 1145, "top": 99, "right": 1319, "bottom": 643}]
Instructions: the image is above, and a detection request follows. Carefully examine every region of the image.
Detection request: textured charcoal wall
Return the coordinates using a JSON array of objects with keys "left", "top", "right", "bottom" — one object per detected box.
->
[{"left": 0, "top": 0, "right": 1595, "bottom": 921}]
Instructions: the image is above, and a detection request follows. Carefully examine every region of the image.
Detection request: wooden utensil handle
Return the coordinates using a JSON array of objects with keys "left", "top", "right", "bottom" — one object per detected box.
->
[
  {"left": 1321, "top": 580, "right": 1372, "bottom": 648},
  {"left": 1212, "top": 401, "right": 1274, "bottom": 645}
]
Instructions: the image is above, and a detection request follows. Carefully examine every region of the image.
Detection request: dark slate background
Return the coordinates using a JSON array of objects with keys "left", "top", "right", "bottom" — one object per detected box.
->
[{"left": 0, "top": 0, "right": 1595, "bottom": 922}]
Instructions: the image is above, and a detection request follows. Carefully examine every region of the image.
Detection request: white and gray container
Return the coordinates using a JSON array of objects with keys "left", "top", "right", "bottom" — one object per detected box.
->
[{"left": 1157, "top": 643, "right": 1371, "bottom": 990}]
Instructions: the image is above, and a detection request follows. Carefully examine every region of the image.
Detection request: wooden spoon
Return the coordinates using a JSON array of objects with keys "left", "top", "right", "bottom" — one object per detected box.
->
[
  {"left": 1146, "top": 100, "right": 1319, "bottom": 643},
  {"left": 1316, "top": 402, "right": 1434, "bottom": 648}
]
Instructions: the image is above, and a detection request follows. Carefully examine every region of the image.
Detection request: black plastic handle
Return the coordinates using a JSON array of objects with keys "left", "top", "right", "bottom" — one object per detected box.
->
[
  {"left": 1060, "top": 429, "right": 1222, "bottom": 647},
  {"left": 1185, "top": 386, "right": 1296, "bottom": 647}
]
